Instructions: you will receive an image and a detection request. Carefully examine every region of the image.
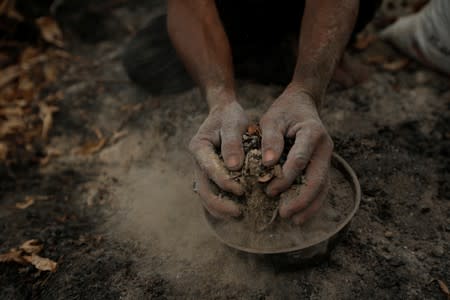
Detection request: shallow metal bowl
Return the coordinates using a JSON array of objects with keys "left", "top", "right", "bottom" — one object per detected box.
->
[{"left": 204, "top": 153, "right": 361, "bottom": 266}]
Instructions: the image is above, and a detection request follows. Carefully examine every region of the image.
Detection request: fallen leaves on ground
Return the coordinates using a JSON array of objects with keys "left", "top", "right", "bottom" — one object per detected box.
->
[
  {"left": 0, "top": 240, "right": 57, "bottom": 272},
  {"left": 434, "top": 279, "right": 450, "bottom": 299},
  {"left": 0, "top": 117, "right": 25, "bottom": 137},
  {"left": 78, "top": 138, "right": 107, "bottom": 155},
  {"left": 0, "top": 2, "right": 68, "bottom": 165},
  {"left": 0, "top": 0, "right": 23, "bottom": 21},
  {"left": 0, "top": 142, "right": 8, "bottom": 160},
  {"left": 36, "top": 16, "right": 64, "bottom": 48},
  {"left": 382, "top": 58, "right": 409, "bottom": 71},
  {"left": 353, "top": 33, "right": 378, "bottom": 50},
  {"left": 23, "top": 254, "right": 57, "bottom": 272},
  {"left": 39, "top": 103, "right": 59, "bottom": 139},
  {"left": 76, "top": 128, "right": 107, "bottom": 155},
  {"left": 40, "top": 147, "right": 62, "bottom": 166},
  {"left": 0, "top": 64, "right": 21, "bottom": 89},
  {"left": 110, "top": 130, "right": 128, "bottom": 144},
  {"left": 20, "top": 239, "right": 43, "bottom": 254},
  {"left": 365, "top": 55, "right": 409, "bottom": 72},
  {"left": 0, "top": 248, "right": 26, "bottom": 264},
  {"left": 15, "top": 196, "right": 35, "bottom": 209}
]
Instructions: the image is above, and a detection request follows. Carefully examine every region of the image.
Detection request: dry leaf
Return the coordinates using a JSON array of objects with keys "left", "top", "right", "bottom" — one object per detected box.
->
[
  {"left": 0, "top": 106, "right": 23, "bottom": 117},
  {"left": 366, "top": 55, "right": 388, "bottom": 65},
  {"left": 77, "top": 138, "right": 107, "bottom": 155},
  {"left": 93, "top": 128, "right": 103, "bottom": 140},
  {"left": 40, "top": 147, "right": 62, "bottom": 166},
  {"left": 247, "top": 124, "right": 260, "bottom": 136},
  {"left": 43, "top": 63, "right": 58, "bottom": 83},
  {"left": 258, "top": 172, "right": 274, "bottom": 183},
  {"left": 15, "top": 196, "right": 35, "bottom": 209},
  {"left": 39, "top": 103, "right": 59, "bottom": 139},
  {"left": 0, "top": 142, "right": 8, "bottom": 161},
  {"left": 0, "top": 248, "right": 26, "bottom": 264},
  {"left": 0, "top": 0, "right": 24, "bottom": 20},
  {"left": 0, "top": 64, "right": 20, "bottom": 89},
  {"left": 17, "top": 75, "right": 34, "bottom": 94},
  {"left": 36, "top": 16, "right": 64, "bottom": 48},
  {"left": 435, "top": 279, "right": 450, "bottom": 298},
  {"left": 383, "top": 58, "right": 409, "bottom": 71},
  {"left": 45, "top": 90, "right": 64, "bottom": 102},
  {"left": 0, "top": 117, "right": 25, "bottom": 137},
  {"left": 353, "top": 33, "right": 378, "bottom": 50},
  {"left": 120, "top": 103, "right": 143, "bottom": 112},
  {"left": 111, "top": 130, "right": 128, "bottom": 144},
  {"left": 20, "top": 47, "right": 41, "bottom": 65},
  {"left": 23, "top": 254, "right": 57, "bottom": 272},
  {"left": 20, "top": 239, "right": 43, "bottom": 255}
]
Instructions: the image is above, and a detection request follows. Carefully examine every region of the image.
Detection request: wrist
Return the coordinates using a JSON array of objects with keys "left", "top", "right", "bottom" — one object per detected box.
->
[
  {"left": 204, "top": 86, "right": 237, "bottom": 110},
  {"left": 284, "top": 82, "right": 322, "bottom": 110}
]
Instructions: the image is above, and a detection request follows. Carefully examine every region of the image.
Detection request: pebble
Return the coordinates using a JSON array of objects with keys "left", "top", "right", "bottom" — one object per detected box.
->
[
  {"left": 431, "top": 245, "right": 444, "bottom": 257},
  {"left": 415, "top": 252, "right": 426, "bottom": 261},
  {"left": 415, "top": 71, "right": 432, "bottom": 85},
  {"left": 389, "top": 256, "right": 405, "bottom": 267},
  {"left": 384, "top": 231, "right": 394, "bottom": 238}
]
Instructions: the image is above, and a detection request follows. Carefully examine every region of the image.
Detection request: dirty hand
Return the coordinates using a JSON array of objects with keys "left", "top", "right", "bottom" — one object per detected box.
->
[
  {"left": 190, "top": 100, "right": 249, "bottom": 219},
  {"left": 260, "top": 86, "right": 333, "bottom": 224}
]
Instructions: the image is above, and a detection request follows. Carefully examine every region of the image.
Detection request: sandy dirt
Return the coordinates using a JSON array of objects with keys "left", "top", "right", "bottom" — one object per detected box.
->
[
  {"left": 211, "top": 129, "right": 356, "bottom": 250},
  {"left": 1, "top": 1, "right": 449, "bottom": 299}
]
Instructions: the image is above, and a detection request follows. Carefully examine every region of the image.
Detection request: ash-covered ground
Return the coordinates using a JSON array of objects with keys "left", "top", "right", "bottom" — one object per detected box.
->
[{"left": 1, "top": 1, "right": 449, "bottom": 299}]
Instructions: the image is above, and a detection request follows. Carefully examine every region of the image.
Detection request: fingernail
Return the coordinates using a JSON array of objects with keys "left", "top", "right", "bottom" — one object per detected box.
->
[
  {"left": 227, "top": 155, "right": 239, "bottom": 169},
  {"left": 263, "top": 150, "right": 275, "bottom": 164}
]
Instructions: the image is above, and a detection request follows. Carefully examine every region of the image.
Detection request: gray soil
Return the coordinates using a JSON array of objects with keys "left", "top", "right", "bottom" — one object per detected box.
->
[
  {"left": 213, "top": 130, "right": 355, "bottom": 251},
  {"left": 0, "top": 1, "right": 449, "bottom": 299},
  {"left": 211, "top": 165, "right": 355, "bottom": 250}
]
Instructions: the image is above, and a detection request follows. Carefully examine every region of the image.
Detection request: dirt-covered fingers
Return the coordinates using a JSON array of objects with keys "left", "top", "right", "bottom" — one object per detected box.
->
[
  {"left": 291, "top": 181, "right": 328, "bottom": 225},
  {"left": 278, "top": 137, "right": 333, "bottom": 219},
  {"left": 266, "top": 122, "right": 323, "bottom": 196},
  {"left": 189, "top": 138, "right": 244, "bottom": 196},
  {"left": 260, "top": 115, "right": 285, "bottom": 167},
  {"left": 220, "top": 113, "right": 248, "bottom": 171},
  {"left": 194, "top": 164, "right": 241, "bottom": 218}
]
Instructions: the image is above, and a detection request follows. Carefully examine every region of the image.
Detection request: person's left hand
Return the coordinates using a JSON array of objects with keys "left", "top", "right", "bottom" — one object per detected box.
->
[{"left": 259, "top": 85, "right": 333, "bottom": 224}]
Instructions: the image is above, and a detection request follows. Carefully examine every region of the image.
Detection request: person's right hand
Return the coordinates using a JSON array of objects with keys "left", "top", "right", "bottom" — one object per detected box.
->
[{"left": 190, "top": 99, "right": 249, "bottom": 219}]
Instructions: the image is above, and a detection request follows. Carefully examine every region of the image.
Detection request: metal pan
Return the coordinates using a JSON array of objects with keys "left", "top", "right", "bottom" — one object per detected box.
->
[{"left": 204, "top": 153, "right": 361, "bottom": 266}]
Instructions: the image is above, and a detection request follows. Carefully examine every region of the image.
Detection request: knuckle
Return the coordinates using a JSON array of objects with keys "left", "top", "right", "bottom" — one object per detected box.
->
[
  {"left": 305, "top": 119, "right": 322, "bottom": 130},
  {"left": 188, "top": 138, "right": 199, "bottom": 154},
  {"left": 220, "top": 179, "right": 236, "bottom": 193},
  {"left": 293, "top": 156, "right": 308, "bottom": 170}
]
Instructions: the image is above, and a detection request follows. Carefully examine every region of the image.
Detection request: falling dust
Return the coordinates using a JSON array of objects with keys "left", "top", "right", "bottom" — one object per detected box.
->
[{"left": 104, "top": 159, "right": 278, "bottom": 293}]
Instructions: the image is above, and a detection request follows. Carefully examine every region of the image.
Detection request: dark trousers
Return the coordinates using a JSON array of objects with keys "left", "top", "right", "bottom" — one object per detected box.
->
[{"left": 123, "top": 1, "right": 381, "bottom": 94}]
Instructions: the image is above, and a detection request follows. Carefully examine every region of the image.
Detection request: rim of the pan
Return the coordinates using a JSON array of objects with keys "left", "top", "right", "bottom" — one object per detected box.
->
[{"left": 204, "top": 152, "right": 362, "bottom": 255}]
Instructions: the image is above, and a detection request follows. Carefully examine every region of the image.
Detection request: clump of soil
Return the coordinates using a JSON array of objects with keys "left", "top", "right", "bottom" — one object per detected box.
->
[
  {"left": 214, "top": 125, "right": 355, "bottom": 250},
  {"left": 226, "top": 125, "right": 295, "bottom": 232}
]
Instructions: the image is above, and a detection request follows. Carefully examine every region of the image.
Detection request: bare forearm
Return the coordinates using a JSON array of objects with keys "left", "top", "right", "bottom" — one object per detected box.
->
[
  {"left": 167, "top": 0, "right": 235, "bottom": 108},
  {"left": 290, "top": 0, "right": 359, "bottom": 106}
]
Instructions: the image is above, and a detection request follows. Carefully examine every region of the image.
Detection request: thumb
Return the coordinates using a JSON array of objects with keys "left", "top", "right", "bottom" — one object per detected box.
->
[
  {"left": 260, "top": 118, "right": 284, "bottom": 167},
  {"left": 221, "top": 125, "right": 245, "bottom": 171}
]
